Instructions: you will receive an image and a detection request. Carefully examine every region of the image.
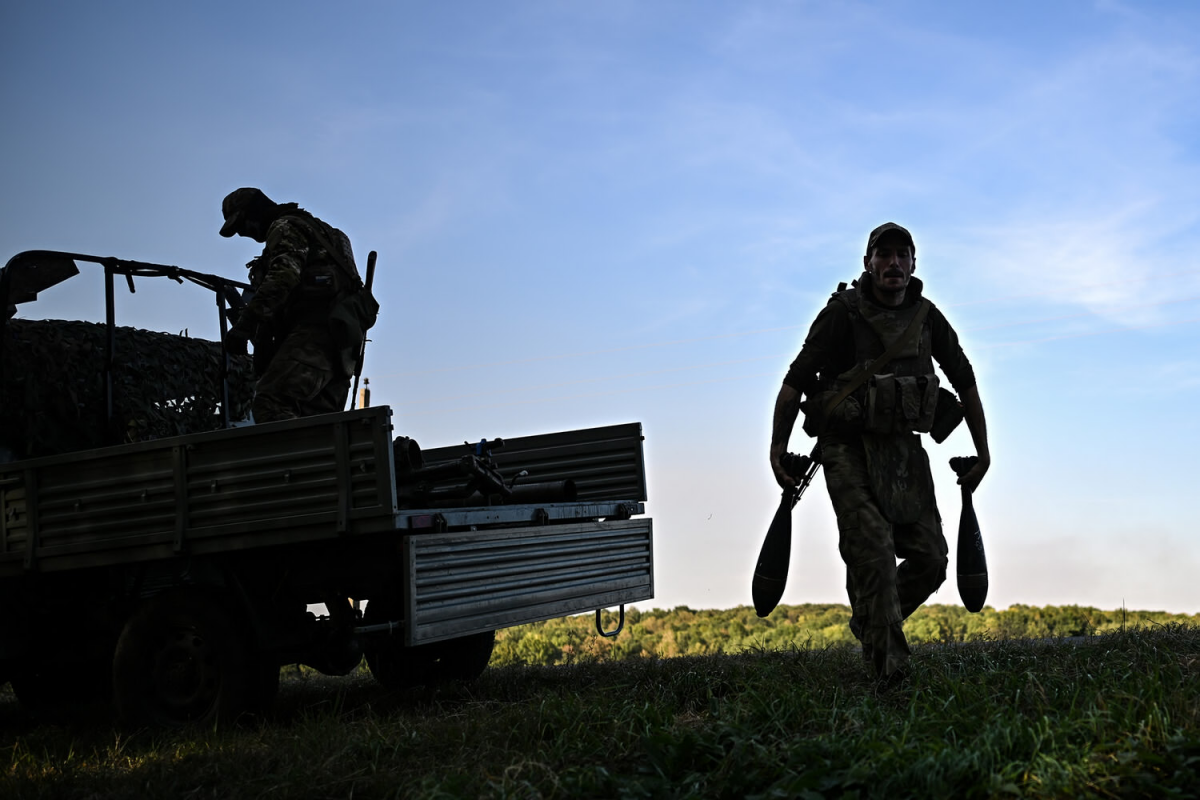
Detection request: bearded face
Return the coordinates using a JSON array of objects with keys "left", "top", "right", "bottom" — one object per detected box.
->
[{"left": 864, "top": 237, "right": 915, "bottom": 299}]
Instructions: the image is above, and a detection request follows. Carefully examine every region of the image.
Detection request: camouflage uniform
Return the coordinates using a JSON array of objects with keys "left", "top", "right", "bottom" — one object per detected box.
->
[
  {"left": 783, "top": 272, "right": 975, "bottom": 678},
  {"left": 229, "top": 204, "right": 361, "bottom": 423},
  {"left": 252, "top": 322, "right": 349, "bottom": 421}
]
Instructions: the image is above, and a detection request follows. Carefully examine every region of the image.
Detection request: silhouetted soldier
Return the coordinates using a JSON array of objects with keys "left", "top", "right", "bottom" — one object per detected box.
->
[
  {"left": 219, "top": 187, "right": 365, "bottom": 422},
  {"left": 769, "top": 222, "right": 991, "bottom": 684}
]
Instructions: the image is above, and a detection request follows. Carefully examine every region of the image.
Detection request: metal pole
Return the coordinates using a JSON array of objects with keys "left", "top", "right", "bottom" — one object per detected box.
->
[
  {"left": 217, "top": 290, "right": 232, "bottom": 429},
  {"left": 104, "top": 266, "right": 116, "bottom": 441}
]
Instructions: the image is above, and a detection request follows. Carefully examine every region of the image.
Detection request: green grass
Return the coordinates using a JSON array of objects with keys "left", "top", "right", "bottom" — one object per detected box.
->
[{"left": 3, "top": 625, "right": 1199, "bottom": 799}]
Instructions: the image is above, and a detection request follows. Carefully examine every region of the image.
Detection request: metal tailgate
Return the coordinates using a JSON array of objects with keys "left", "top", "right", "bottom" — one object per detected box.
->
[{"left": 403, "top": 518, "right": 653, "bottom": 645}]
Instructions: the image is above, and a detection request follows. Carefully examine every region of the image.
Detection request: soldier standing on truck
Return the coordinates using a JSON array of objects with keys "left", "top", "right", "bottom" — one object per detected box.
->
[
  {"left": 768, "top": 222, "right": 991, "bottom": 685},
  {"left": 219, "top": 187, "right": 373, "bottom": 422}
]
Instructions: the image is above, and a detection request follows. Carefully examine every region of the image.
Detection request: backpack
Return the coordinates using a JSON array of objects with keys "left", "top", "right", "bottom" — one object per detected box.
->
[{"left": 287, "top": 215, "right": 380, "bottom": 377}]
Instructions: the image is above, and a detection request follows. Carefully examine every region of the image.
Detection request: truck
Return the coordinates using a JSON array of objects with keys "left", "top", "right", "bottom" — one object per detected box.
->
[{"left": 0, "top": 250, "right": 654, "bottom": 726}]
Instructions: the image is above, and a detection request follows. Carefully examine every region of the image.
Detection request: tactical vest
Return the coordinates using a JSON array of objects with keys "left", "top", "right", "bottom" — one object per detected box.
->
[
  {"left": 281, "top": 213, "right": 361, "bottom": 311},
  {"left": 273, "top": 213, "right": 378, "bottom": 378},
  {"left": 247, "top": 214, "right": 359, "bottom": 309},
  {"left": 805, "top": 277, "right": 940, "bottom": 437}
]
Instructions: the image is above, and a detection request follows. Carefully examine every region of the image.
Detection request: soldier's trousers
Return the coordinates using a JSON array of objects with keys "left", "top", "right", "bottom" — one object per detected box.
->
[
  {"left": 253, "top": 323, "right": 350, "bottom": 423},
  {"left": 820, "top": 434, "right": 948, "bottom": 678}
]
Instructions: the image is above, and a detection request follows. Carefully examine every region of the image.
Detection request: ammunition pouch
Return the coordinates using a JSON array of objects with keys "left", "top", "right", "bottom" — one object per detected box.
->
[
  {"left": 864, "top": 373, "right": 939, "bottom": 435},
  {"left": 801, "top": 388, "right": 865, "bottom": 437},
  {"left": 929, "top": 387, "right": 964, "bottom": 443},
  {"left": 803, "top": 372, "right": 951, "bottom": 440},
  {"left": 298, "top": 263, "right": 341, "bottom": 301}
]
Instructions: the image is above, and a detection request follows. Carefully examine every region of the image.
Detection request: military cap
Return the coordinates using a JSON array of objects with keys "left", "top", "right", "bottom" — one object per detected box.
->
[
  {"left": 220, "top": 187, "right": 274, "bottom": 238},
  {"left": 866, "top": 222, "right": 915, "bottom": 255}
]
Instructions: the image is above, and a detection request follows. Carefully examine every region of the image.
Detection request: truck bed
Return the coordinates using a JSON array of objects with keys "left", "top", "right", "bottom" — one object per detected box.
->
[{"left": 0, "top": 406, "right": 654, "bottom": 645}]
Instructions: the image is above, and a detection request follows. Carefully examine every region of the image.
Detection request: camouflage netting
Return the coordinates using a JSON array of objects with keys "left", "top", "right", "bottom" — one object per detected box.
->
[{"left": 1, "top": 318, "right": 255, "bottom": 459}]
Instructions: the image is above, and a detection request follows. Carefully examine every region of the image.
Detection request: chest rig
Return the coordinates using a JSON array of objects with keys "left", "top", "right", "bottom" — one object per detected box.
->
[
  {"left": 822, "top": 279, "right": 942, "bottom": 523},
  {"left": 829, "top": 279, "right": 939, "bottom": 436}
]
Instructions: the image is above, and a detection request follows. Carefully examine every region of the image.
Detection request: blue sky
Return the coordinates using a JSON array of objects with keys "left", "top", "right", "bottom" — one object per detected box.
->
[{"left": 4, "top": 1, "right": 1199, "bottom": 614}]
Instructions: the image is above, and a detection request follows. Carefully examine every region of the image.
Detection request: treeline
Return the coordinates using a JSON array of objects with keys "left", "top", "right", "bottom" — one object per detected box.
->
[{"left": 490, "top": 603, "right": 1200, "bottom": 667}]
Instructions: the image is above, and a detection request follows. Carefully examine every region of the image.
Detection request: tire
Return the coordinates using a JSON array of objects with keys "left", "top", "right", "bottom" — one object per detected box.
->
[
  {"left": 361, "top": 597, "right": 430, "bottom": 690},
  {"left": 439, "top": 631, "right": 496, "bottom": 681},
  {"left": 362, "top": 598, "right": 494, "bottom": 689},
  {"left": 112, "top": 589, "right": 253, "bottom": 728}
]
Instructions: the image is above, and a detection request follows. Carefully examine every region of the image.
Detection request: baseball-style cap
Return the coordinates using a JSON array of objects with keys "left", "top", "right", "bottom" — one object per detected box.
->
[
  {"left": 866, "top": 222, "right": 915, "bottom": 255},
  {"left": 220, "top": 187, "right": 272, "bottom": 237}
]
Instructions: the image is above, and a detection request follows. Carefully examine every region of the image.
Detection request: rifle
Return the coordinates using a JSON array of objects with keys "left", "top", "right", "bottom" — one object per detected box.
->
[
  {"left": 950, "top": 455, "right": 988, "bottom": 612},
  {"left": 350, "top": 250, "right": 377, "bottom": 409},
  {"left": 752, "top": 443, "right": 822, "bottom": 617}
]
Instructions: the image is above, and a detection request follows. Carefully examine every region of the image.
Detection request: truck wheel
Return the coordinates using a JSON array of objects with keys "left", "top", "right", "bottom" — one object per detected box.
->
[
  {"left": 366, "top": 640, "right": 429, "bottom": 690},
  {"left": 361, "top": 597, "right": 427, "bottom": 689},
  {"left": 113, "top": 590, "right": 253, "bottom": 727},
  {"left": 439, "top": 631, "right": 496, "bottom": 681},
  {"left": 363, "top": 598, "right": 495, "bottom": 688}
]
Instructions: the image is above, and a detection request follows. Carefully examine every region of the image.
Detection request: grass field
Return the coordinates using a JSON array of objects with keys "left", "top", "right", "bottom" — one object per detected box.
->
[{"left": 3, "top": 625, "right": 1199, "bottom": 799}]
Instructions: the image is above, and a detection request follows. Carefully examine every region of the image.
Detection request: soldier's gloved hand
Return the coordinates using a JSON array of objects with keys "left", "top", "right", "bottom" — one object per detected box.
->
[
  {"left": 957, "top": 454, "right": 991, "bottom": 493},
  {"left": 222, "top": 285, "right": 246, "bottom": 324},
  {"left": 226, "top": 314, "right": 259, "bottom": 357}
]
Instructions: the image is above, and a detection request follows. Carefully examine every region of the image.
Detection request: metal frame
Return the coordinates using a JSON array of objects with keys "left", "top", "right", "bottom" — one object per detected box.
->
[
  {"left": 1, "top": 250, "right": 251, "bottom": 436},
  {"left": 397, "top": 500, "right": 643, "bottom": 531}
]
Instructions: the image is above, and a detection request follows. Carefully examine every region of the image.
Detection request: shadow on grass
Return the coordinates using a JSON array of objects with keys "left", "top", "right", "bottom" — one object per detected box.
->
[{"left": 3, "top": 626, "right": 1199, "bottom": 799}]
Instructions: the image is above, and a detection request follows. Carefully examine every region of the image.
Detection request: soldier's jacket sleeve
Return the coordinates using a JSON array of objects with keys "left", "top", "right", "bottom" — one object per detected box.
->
[
  {"left": 928, "top": 305, "right": 977, "bottom": 394},
  {"left": 782, "top": 300, "right": 855, "bottom": 395},
  {"left": 242, "top": 218, "right": 310, "bottom": 327}
]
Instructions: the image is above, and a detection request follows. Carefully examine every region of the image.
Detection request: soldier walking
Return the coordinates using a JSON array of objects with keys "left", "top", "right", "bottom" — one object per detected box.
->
[{"left": 768, "top": 222, "right": 991, "bottom": 684}]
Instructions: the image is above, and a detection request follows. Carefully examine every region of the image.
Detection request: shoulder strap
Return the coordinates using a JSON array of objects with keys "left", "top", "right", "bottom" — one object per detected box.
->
[
  {"left": 819, "top": 298, "right": 931, "bottom": 424},
  {"left": 831, "top": 282, "right": 861, "bottom": 320}
]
